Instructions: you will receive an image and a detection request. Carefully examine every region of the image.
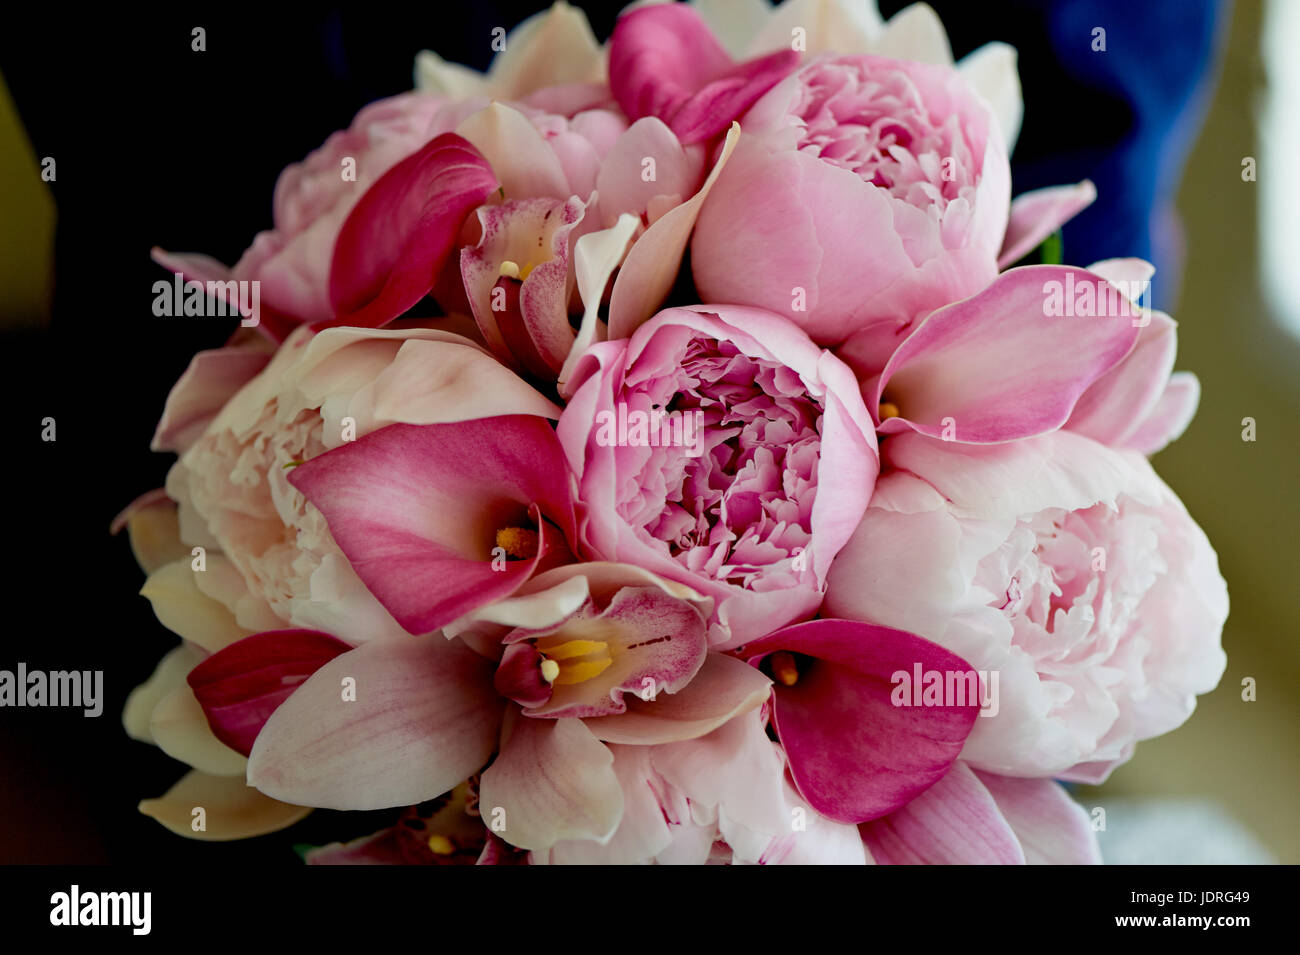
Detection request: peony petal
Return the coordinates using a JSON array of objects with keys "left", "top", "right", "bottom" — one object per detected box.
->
[
  {"left": 140, "top": 559, "right": 255, "bottom": 653},
  {"left": 997, "top": 181, "right": 1096, "bottom": 268},
  {"left": 247, "top": 636, "right": 502, "bottom": 810},
  {"left": 745, "top": 0, "right": 883, "bottom": 58},
  {"left": 958, "top": 41, "right": 1023, "bottom": 152},
  {"left": 288, "top": 417, "right": 576, "bottom": 634},
  {"left": 327, "top": 134, "right": 498, "bottom": 328},
  {"left": 149, "top": 685, "right": 248, "bottom": 777},
  {"left": 139, "top": 770, "right": 311, "bottom": 841},
  {"left": 112, "top": 489, "right": 191, "bottom": 575},
  {"left": 877, "top": 265, "right": 1140, "bottom": 443},
  {"left": 743, "top": 619, "right": 980, "bottom": 823},
  {"left": 860, "top": 761, "right": 1024, "bottom": 864},
  {"left": 123, "top": 643, "right": 205, "bottom": 744},
  {"left": 151, "top": 345, "right": 272, "bottom": 454},
  {"left": 476, "top": 1, "right": 602, "bottom": 99},
  {"left": 186, "top": 629, "right": 353, "bottom": 757},
  {"left": 972, "top": 770, "right": 1102, "bottom": 864},
  {"left": 883, "top": 429, "right": 1161, "bottom": 522},
  {"left": 478, "top": 710, "right": 623, "bottom": 851},
  {"left": 875, "top": 2, "right": 953, "bottom": 65}
]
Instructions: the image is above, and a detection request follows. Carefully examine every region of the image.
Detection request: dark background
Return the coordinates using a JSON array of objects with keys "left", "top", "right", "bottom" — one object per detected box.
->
[{"left": 0, "top": 1, "right": 1224, "bottom": 864}]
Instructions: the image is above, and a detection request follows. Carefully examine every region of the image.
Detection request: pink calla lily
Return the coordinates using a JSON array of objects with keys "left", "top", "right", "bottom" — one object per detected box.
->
[
  {"left": 287, "top": 415, "right": 578, "bottom": 635},
  {"left": 741, "top": 618, "right": 981, "bottom": 824},
  {"left": 327, "top": 133, "right": 499, "bottom": 329},
  {"left": 609, "top": 4, "right": 799, "bottom": 146}
]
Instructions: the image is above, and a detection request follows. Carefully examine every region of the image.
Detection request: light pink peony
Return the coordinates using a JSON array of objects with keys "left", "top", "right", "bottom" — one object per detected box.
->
[
  {"left": 824, "top": 431, "right": 1228, "bottom": 780},
  {"left": 558, "top": 304, "right": 878, "bottom": 648},
  {"left": 691, "top": 54, "right": 1011, "bottom": 370},
  {"left": 151, "top": 322, "right": 560, "bottom": 648}
]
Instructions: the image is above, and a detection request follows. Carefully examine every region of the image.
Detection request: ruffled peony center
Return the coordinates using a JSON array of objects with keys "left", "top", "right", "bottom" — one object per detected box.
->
[
  {"left": 980, "top": 499, "right": 1165, "bottom": 672},
  {"left": 614, "top": 334, "right": 821, "bottom": 588},
  {"left": 786, "top": 60, "right": 980, "bottom": 219},
  {"left": 183, "top": 402, "right": 338, "bottom": 622}
]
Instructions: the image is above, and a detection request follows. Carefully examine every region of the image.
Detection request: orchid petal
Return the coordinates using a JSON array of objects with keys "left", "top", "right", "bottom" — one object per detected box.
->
[
  {"left": 139, "top": 770, "right": 311, "bottom": 841},
  {"left": 247, "top": 636, "right": 502, "bottom": 810},
  {"left": 478, "top": 710, "right": 623, "bottom": 851}
]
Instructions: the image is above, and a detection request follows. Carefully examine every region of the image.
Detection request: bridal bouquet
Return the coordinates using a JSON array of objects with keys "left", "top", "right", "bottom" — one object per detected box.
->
[{"left": 117, "top": 0, "right": 1227, "bottom": 864}]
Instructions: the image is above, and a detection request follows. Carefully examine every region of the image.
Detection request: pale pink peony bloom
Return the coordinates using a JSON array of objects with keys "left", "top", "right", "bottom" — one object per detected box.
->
[
  {"left": 691, "top": 53, "right": 1011, "bottom": 369},
  {"left": 824, "top": 431, "right": 1228, "bottom": 781},
  {"left": 558, "top": 304, "right": 878, "bottom": 648}
]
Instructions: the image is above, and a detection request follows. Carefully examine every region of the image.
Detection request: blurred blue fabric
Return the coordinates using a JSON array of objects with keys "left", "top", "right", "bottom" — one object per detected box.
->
[{"left": 918, "top": 0, "right": 1232, "bottom": 308}]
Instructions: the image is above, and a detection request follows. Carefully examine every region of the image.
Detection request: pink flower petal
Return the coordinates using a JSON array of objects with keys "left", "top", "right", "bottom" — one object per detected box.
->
[
  {"left": 151, "top": 343, "right": 272, "bottom": 454},
  {"left": 609, "top": 4, "right": 798, "bottom": 145},
  {"left": 1123, "top": 371, "right": 1200, "bottom": 455},
  {"left": 288, "top": 417, "right": 577, "bottom": 635},
  {"left": 478, "top": 710, "right": 623, "bottom": 851},
  {"left": 997, "top": 180, "right": 1097, "bottom": 268},
  {"left": 743, "top": 619, "right": 980, "bottom": 823},
  {"left": 860, "top": 761, "right": 1025, "bottom": 863},
  {"left": 972, "top": 770, "right": 1102, "bottom": 864},
  {"left": 186, "top": 629, "right": 353, "bottom": 757},
  {"left": 247, "top": 636, "right": 502, "bottom": 810},
  {"left": 583, "top": 652, "right": 772, "bottom": 745},
  {"left": 1068, "top": 322, "right": 1176, "bottom": 446},
  {"left": 327, "top": 133, "right": 498, "bottom": 329},
  {"left": 877, "top": 266, "right": 1141, "bottom": 443}
]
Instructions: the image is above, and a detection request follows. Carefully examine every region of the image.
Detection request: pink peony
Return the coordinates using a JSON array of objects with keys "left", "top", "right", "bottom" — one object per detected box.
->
[
  {"left": 690, "top": 53, "right": 1010, "bottom": 369},
  {"left": 824, "top": 431, "right": 1228, "bottom": 780},
  {"left": 558, "top": 304, "right": 878, "bottom": 647}
]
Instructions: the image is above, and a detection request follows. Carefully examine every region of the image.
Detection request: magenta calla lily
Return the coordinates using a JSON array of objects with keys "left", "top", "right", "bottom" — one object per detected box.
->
[
  {"left": 742, "top": 619, "right": 981, "bottom": 824},
  {"left": 327, "top": 133, "right": 499, "bottom": 329},
  {"left": 873, "top": 265, "right": 1142, "bottom": 443},
  {"left": 608, "top": 4, "right": 799, "bottom": 145},
  {"left": 288, "top": 415, "right": 578, "bottom": 635},
  {"left": 187, "top": 629, "right": 352, "bottom": 756}
]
